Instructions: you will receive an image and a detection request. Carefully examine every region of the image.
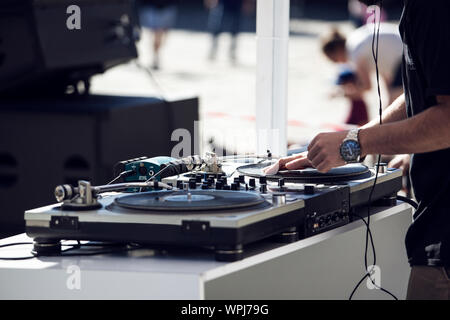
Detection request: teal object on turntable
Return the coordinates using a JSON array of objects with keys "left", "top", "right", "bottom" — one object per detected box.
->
[{"left": 114, "top": 156, "right": 176, "bottom": 187}]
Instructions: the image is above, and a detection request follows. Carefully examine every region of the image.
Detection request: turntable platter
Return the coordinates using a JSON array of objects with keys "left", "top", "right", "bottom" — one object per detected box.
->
[
  {"left": 114, "top": 190, "right": 266, "bottom": 211},
  {"left": 237, "top": 162, "right": 372, "bottom": 183}
]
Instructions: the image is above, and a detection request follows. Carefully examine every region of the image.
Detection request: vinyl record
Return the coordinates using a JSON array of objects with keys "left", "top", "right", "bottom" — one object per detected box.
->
[
  {"left": 114, "top": 190, "right": 265, "bottom": 211},
  {"left": 237, "top": 162, "right": 372, "bottom": 183}
]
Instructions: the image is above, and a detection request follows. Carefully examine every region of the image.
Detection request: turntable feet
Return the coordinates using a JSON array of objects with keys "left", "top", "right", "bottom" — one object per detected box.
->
[
  {"left": 214, "top": 244, "right": 244, "bottom": 262},
  {"left": 32, "top": 238, "right": 62, "bottom": 256},
  {"left": 273, "top": 226, "right": 300, "bottom": 243}
]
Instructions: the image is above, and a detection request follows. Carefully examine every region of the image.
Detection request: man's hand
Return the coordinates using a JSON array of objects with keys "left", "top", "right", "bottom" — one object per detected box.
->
[
  {"left": 388, "top": 154, "right": 410, "bottom": 176},
  {"left": 307, "top": 131, "right": 348, "bottom": 173},
  {"left": 263, "top": 151, "right": 312, "bottom": 175}
]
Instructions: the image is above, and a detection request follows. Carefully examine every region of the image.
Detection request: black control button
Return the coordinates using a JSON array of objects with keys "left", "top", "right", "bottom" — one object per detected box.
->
[
  {"left": 201, "top": 184, "right": 209, "bottom": 190},
  {"left": 260, "top": 184, "right": 267, "bottom": 193},
  {"left": 249, "top": 178, "right": 256, "bottom": 188},
  {"left": 176, "top": 181, "right": 183, "bottom": 189},
  {"left": 318, "top": 217, "right": 325, "bottom": 228},
  {"left": 239, "top": 175, "right": 245, "bottom": 183},
  {"left": 195, "top": 174, "right": 202, "bottom": 183},
  {"left": 231, "top": 183, "right": 239, "bottom": 190},
  {"left": 278, "top": 178, "right": 285, "bottom": 187},
  {"left": 259, "top": 176, "right": 267, "bottom": 184},
  {"left": 189, "top": 180, "right": 197, "bottom": 189},
  {"left": 332, "top": 213, "right": 339, "bottom": 222},
  {"left": 223, "top": 185, "right": 231, "bottom": 190},
  {"left": 304, "top": 185, "right": 315, "bottom": 195},
  {"left": 215, "top": 181, "right": 223, "bottom": 190}
]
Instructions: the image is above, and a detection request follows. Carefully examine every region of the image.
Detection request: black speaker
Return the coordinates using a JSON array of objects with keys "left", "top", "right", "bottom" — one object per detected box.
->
[
  {"left": 0, "top": 95, "right": 199, "bottom": 237},
  {"left": 0, "top": 0, "right": 139, "bottom": 96}
]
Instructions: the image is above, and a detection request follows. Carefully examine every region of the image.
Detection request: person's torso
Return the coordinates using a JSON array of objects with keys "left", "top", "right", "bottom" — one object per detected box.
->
[
  {"left": 346, "top": 23, "right": 403, "bottom": 82},
  {"left": 140, "top": 0, "right": 177, "bottom": 9},
  {"left": 400, "top": 0, "right": 450, "bottom": 266}
]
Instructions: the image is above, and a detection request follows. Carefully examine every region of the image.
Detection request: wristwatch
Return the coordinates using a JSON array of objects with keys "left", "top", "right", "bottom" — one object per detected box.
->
[{"left": 340, "top": 129, "right": 362, "bottom": 163}]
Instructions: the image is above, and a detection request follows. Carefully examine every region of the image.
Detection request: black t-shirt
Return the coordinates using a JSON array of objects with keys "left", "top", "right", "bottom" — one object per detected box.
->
[
  {"left": 399, "top": 0, "right": 450, "bottom": 266},
  {"left": 139, "top": 0, "right": 178, "bottom": 9}
]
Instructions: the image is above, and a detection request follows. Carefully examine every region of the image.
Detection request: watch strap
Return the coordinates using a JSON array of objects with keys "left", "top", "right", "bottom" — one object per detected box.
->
[{"left": 345, "top": 128, "right": 360, "bottom": 142}]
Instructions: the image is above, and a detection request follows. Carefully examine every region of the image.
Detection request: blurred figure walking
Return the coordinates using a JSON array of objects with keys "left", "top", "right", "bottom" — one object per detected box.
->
[
  {"left": 205, "top": 0, "right": 244, "bottom": 63},
  {"left": 139, "top": 0, "right": 178, "bottom": 70}
]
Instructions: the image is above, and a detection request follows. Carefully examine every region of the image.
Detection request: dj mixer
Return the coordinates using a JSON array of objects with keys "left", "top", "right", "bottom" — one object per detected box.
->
[{"left": 24, "top": 154, "right": 402, "bottom": 261}]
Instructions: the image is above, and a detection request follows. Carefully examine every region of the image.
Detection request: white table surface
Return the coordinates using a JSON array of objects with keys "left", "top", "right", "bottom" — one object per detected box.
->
[{"left": 0, "top": 202, "right": 413, "bottom": 299}]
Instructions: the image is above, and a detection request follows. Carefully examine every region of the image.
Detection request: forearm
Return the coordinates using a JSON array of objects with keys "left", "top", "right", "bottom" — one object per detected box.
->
[
  {"left": 359, "top": 100, "right": 450, "bottom": 156},
  {"left": 361, "top": 93, "right": 407, "bottom": 129}
]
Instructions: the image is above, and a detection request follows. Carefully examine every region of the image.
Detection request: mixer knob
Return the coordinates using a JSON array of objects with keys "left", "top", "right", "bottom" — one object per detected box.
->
[
  {"left": 215, "top": 181, "right": 223, "bottom": 190},
  {"left": 223, "top": 185, "right": 231, "bottom": 190},
  {"left": 231, "top": 183, "right": 239, "bottom": 191},
  {"left": 176, "top": 180, "right": 183, "bottom": 189},
  {"left": 278, "top": 178, "right": 285, "bottom": 188},
  {"left": 249, "top": 178, "right": 256, "bottom": 188},
  {"left": 195, "top": 174, "right": 202, "bottom": 183},
  {"left": 259, "top": 176, "right": 267, "bottom": 184},
  {"left": 201, "top": 183, "right": 209, "bottom": 190},
  {"left": 233, "top": 177, "right": 240, "bottom": 184},
  {"left": 272, "top": 192, "right": 286, "bottom": 206},
  {"left": 188, "top": 180, "right": 197, "bottom": 189},
  {"left": 376, "top": 162, "right": 388, "bottom": 174},
  {"left": 260, "top": 184, "right": 267, "bottom": 193},
  {"left": 239, "top": 175, "right": 245, "bottom": 183}
]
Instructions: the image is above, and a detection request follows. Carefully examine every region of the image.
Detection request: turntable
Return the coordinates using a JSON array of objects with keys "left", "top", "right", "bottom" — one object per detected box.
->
[{"left": 24, "top": 155, "right": 402, "bottom": 261}]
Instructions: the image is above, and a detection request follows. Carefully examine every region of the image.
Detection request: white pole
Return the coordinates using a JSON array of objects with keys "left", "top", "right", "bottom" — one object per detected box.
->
[{"left": 255, "top": 0, "right": 290, "bottom": 157}]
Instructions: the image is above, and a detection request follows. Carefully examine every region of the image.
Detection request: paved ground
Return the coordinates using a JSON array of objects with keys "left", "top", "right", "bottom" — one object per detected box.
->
[{"left": 90, "top": 11, "right": 398, "bottom": 156}]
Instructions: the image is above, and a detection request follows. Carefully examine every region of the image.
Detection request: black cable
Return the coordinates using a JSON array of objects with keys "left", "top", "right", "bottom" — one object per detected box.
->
[
  {"left": 396, "top": 195, "right": 418, "bottom": 210},
  {"left": 0, "top": 242, "right": 36, "bottom": 261},
  {"left": 350, "top": 213, "right": 398, "bottom": 300},
  {"left": 0, "top": 241, "right": 142, "bottom": 260},
  {"left": 349, "top": 0, "right": 398, "bottom": 300},
  {"left": 57, "top": 243, "right": 142, "bottom": 257},
  {"left": 106, "top": 169, "right": 135, "bottom": 185}
]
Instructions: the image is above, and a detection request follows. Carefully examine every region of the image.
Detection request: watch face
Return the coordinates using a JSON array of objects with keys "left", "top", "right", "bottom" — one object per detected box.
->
[{"left": 340, "top": 140, "right": 361, "bottom": 162}]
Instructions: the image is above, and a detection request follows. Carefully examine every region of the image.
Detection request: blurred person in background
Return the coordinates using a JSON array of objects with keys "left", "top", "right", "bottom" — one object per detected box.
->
[
  {"left": 332, "top": 67, "right": 369, "bottom": 127},
  {"left": 139, "top": 0, "right": 178, "bottom": 70},
  {"left": 322, "top": 23, "right": 403, "bottom": 105},
  {"left": 205, "top": 0, "right": 245, "bottom": 63}
]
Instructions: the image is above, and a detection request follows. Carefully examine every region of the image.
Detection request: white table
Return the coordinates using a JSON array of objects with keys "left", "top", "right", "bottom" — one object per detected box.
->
[{"left": 0, "top": 203, "right": 413, "bottom": 300}]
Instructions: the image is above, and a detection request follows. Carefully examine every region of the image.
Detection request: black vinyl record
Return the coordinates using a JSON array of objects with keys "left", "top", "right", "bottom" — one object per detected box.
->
[
  {"left": 114, "top": 190, "right": 265, "bottom": 212},
  {"left": 237, "top": 162, "right": 372, "bottom": 183}
]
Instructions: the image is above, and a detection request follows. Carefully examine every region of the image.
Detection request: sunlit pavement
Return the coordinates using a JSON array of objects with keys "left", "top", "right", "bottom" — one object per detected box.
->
[{"left": 90, "top": 18, "right": 390, "bottom": 155}]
